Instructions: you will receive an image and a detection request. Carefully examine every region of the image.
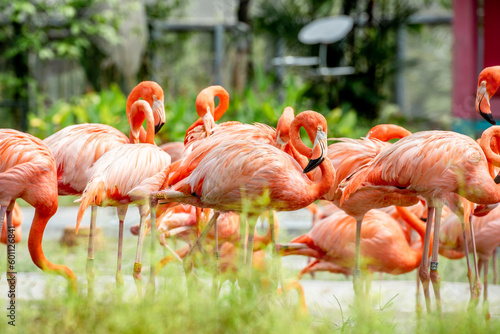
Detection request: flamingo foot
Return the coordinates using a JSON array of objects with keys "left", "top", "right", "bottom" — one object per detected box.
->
[{"left": 133, "top": 262, "right": 143, "bottom": 297}]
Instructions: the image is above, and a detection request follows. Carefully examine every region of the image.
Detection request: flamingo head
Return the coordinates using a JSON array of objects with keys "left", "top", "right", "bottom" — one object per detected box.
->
[
  {"left": 127, "top": 81, "right": 166, "bottom": 133},
  {"left": 291, "top": 111, "right": 328, "bottom": 173},
  {"left": 476, "top": 66, "right": 500, "bottom": 125}
]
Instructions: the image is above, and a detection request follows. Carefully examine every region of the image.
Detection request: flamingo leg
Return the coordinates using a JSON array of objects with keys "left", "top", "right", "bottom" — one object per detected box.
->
[
  {"left": 133, "top": 205, "right": 148, "bottom": 297},
  {"left": 297, "top": 259, "right": 320, "bottom": 280},
  {"left": 353, "top": 218, "right": 363, "bottom": 298},
  {"left": 3, "top": 205, "right": 16, "bottom": 304},
  {"left": 459, "top": 215, "right": 475, "bottom": 298},
  {"left": 147, "top": 197, "right": 158, "bottom": 296},
  {"left": 419, "top": 206, "right": 434, "bottom": 314},
  {"left": 183, "top": 212, "right": 220, "bottom": 275},
  {"left": 245, "top": 215, "right": 258, "bottom": 272},
  {"left": 86, "top": 206, "right": 97, "bottom": 296},
  {"left": 213, "top": 216, "right": 220, "bottom": 298},
  {"left": 429, "top": 206, "right": 443, "bottom": 315},
  {"left": 416, "top": 270, "right": 423, "bottom": 319},
  {"left": 483, "top": 258, "right": 491, "bottom": 320},
  {"left": 468, "top": 215, "right": 482, "bottom": 302},
  {"left": 116, "top": 205, "right": 128, "bottom": 288},
  {"left": 493, "top": 249, "right": 498, "bottom": 285}
]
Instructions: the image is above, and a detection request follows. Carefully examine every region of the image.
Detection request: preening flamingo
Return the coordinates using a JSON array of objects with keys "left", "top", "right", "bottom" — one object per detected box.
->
[
  {"left": 340, "top": 128, "right": 500, "bottom": 313},
  {"left": 75, "top": 100, "right": 171, "bottom": 293},
  {"left": 0, "top": 129, "right": 76, "bottom": 294},
  {"left": 277, "top": 207, "right": 428, "bottom": 282},
  {"left": 44, "top": 81, "right": 165, "bottom": 292},
  {"left": 475, "top": 66, "right": 500, "bottom": 125},
  {"left": 139, "top": 110, "right": 335, "bottom": 275}
]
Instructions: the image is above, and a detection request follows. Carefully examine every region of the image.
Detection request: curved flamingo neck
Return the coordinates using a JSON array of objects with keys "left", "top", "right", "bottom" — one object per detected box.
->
[
  {"left": 366, "top": 124, "right": 411, "bottom": 141},
  {"left": 480, "top": 126, "right": 500, "bottom": 168},
  {"left": 394, "top": 206, "right": 429, "bottom": 268},
  {"left": 129, "top": 100, "right": 155, "bottom": 144},
  {"left": 195, "top": 85, "right": 230, "bottom": 121},
  {"left": 126, "top": 81, "right": 164, "bottom": 143}
]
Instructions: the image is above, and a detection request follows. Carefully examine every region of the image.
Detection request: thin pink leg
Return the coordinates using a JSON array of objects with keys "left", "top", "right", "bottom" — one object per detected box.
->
[
  {"left": 353, "top": 218, "right": 363, "bottom": 297},
  {"left": 419, "top": 207, "right": 434, "bottom": 314},
  {"left": 429, "top": 206, "right": 443, "bottom": 315},
  {"left": 468, "top": 216, "right": 482, "bottom": 301},
  {"left": 459, "top": 215, "right": 475, "bottom": 299},
  {"left": 86, "top": 206, "right": 97, "bottom": 296}
]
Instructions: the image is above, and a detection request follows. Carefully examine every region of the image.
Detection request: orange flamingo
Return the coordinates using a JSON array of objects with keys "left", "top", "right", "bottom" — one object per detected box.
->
[
  {"left": 139, "top": 110, "right": 335, "bottom": 274},
  {"left": 75, "top": 100, "right": 171, "bottom": 293},
  {"left": 475, "top": 66, "right": 500, "bottom": 125},
  {"left": 1, "top": 203, "right": 22, "bottom": 245},
  {"left": 0, "top": 129, "right": 76, "bottom": 294},
  {"left": 44, "top": 81, "right": 165, "bottom": 292},
  {"left": 340, "top": 128, "right": 500, "bottom": 313},
  {"left": 277, "top": 207, "right": 428, "bottom": 281}
]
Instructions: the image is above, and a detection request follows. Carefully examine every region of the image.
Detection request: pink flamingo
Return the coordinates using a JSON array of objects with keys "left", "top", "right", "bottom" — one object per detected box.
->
[
  {"left": 44, "top": 81, "right": 165, "bottom": 292},
  {"left": 75, "top": 100, "right": 171, "bottom": 294},
  {"left": 340, "top": 127, "right": 500, "bottom": 313},
  {"left": 137, "top": 110, "right": 335, "bottom": 274},
  {"left": 0, "top": 129, "right": 77, "bottom": 294}
]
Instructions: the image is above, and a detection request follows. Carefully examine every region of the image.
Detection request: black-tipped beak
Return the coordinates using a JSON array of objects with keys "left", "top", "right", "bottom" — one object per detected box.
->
[
  {"left": 155, "top": 122, "right": 165, "bottom": 134},
  {"left": 303, "top": 156, "right": 324, "bottom": 173},
  {"left": 480, "top": 111, "right": 496, "bottom": 125},
  {"left": 494, "top": 172, "right": 500, "bottom": 184}
]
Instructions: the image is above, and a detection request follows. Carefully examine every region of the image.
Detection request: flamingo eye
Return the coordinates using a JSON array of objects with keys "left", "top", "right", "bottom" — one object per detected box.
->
[
  {"left": 317, "top": 126, "right": 323, "bottom": 131},
  {"left": 481, "top": 81, "right": 487, "bottom": 88}
]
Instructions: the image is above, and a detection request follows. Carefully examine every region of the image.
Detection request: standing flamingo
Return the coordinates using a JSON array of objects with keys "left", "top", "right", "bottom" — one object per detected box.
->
[
  {"left": 75, "top": 100, "right": 171, "bottom": 294},
  {"left": 0, "top": 129, "right": 76, "bottom": 294},
  {"left": 137, "top": 111, "right": 335, "bottom": 276},
  {"left": 340, "top": 127, "right": 500, "bottom": 313},
  {"left": 475, "top": 66, "right": 500, "bottom": 125},
  {"left": 43, "top": 81, "right": 165, "bottom": 293}
]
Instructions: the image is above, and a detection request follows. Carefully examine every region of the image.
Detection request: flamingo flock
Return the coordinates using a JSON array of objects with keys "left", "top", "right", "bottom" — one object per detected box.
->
[{"left": 2, "top": 66, "right": 500, "bottom": 318}]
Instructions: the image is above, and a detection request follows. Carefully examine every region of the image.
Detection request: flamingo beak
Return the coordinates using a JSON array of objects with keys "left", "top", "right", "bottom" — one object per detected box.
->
[
  {"left": 202, "top": 107, "right": 215, "bottom": 137},
  {"left": 303, "top": 128, "right": 327, "bottom": 173},
  {"left": 476, "top": 81, "right": 496, "bottom": 125},
  {"left": 152, "top": 95, "right": 166, "bottom": 133}
]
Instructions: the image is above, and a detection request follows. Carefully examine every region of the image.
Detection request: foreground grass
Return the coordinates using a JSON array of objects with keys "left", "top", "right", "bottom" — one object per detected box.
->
[{"left": 0, "top": 233, "right": 499, "bottom": 333}]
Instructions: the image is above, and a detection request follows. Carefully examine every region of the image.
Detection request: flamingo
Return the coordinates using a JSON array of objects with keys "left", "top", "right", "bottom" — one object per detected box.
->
[
  {"left": 43, "top": 81, "right": 165, "bottom": 292},
  {"left": 277, "top": 207, "right": 428, "bottom": 285},
  {"left": 75, "top": 100, "right": 171, "bottom": 294},
  {"left": 340, "top": 127, "right": 500, "bottom": 313},
  {"left": 137, "top": 110, "right": 335, "bottom": 276},
  {"left": 0, "top": 129, "right": 77, "bottom": 295},
  {"left": 475, "top": 66, "right": 500, "bottom": 125}
]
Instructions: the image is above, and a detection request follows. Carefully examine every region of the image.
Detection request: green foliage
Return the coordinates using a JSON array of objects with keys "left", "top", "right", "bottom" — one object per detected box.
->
[{"left": 29, "top": 84, "right": 128, "bottom": 139}]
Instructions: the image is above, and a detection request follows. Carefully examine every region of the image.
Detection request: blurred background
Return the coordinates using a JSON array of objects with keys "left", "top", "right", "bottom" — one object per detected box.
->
[{"left": 0, "top": 0, "right": 496, "bottom": 143}]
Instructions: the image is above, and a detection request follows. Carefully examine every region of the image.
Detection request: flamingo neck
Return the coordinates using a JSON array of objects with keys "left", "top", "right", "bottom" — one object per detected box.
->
[
  {"left": 394, "top": 206, "right": 430, "bottom": 268},
  {"left": 129, "top": 100, "right": 155, "bottom": 144},
  {"left": 367, "top": 124, "right": 411, "bottom": 141}
]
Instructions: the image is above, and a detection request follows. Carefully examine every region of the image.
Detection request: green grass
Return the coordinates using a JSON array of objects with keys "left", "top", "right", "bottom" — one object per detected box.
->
[{"left": 0, "top": 231, "right": 499, "bottom": 333}]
